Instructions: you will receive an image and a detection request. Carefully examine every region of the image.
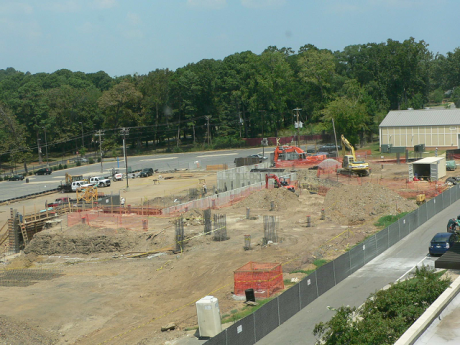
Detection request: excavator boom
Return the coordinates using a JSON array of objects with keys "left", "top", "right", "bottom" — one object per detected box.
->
[{"left": 339, "top": 135, "right": 370, "bottom": 177}]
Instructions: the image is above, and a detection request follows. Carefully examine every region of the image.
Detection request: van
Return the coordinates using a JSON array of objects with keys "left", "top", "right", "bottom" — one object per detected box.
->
[{"left": 71, "top": 181, "right": 92, "bottom": 191}]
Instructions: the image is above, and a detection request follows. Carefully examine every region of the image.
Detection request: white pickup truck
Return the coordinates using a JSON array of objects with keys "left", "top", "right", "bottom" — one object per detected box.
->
[{"left": 89, "top": 176, "right": 111, "bottom": 187}]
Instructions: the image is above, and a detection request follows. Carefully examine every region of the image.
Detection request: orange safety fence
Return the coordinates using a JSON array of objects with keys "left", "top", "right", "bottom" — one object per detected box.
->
[
  {"left": 67, "top": 211, "right": 150, "bottom": 231},
  {"left": 274, "top": 154, "right": 327, "bottom": 169},
  {"left": 314, "top": 172, "right": 447, "bottom": 199},
  {"left": 234, "top": 261, "right": 284, "bottom": 299}
]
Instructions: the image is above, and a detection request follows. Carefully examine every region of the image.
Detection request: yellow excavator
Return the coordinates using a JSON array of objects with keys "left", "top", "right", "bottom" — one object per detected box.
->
[{"left": 339, "top": 135, "right": 370, "bottom": 177}]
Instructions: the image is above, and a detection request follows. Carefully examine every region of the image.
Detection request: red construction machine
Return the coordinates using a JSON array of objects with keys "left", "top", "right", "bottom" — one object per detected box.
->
[
  {"left": 265, "top": 174, "right": 295, "bottom": 192},
  {"left": 273, "top": 145, "right": 326, "bottom": 168}
]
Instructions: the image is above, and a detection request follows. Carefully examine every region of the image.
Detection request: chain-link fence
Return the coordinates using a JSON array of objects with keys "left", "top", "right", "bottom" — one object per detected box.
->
[{"left": 205, "top": 184, "right": 460, "bottom": 345}]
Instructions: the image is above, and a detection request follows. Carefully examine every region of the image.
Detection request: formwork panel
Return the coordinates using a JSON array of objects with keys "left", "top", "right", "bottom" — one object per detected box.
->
[
  {"left": 316, "top": 261, "right": 335, "bottom": 296},
  {"left": 388, "top": 222, "right": 400, "bottom": 247},
  {"left": 443, "top": 188, "right": 452, "bottom": 209},
  {"left": 278, "top": 284, "right": 301, "bottom": 324},
  {"left": 349, "top": 245, "right": 364, "bottom": 274},
  {"left": 299, "top": 272, "right": 318, "bottom": 309},
  {"left": 435, "top": 194, "right": 443, "bottom": 215},
  {"left": 376, "top": 228, "right": 389, "bottom": 255},
  {"left": 426, "top": 199, "right": 436, "bottom": 220},
  {"left": 333, "top": 252, "right": 351, "bottom": 284},
  {"left": 408, "top": 209, "right": 419, "bottom": 232},
  {"left": 363, "top": 235, "right": 378, "bottom": 264},
  {"left": 399, "top": 216, "right": 410, "bottom": 239},
  {"left": 226, "top": 314, "right": 256, "bottom": 345},
  {"left": 254, "top": 298, "right": 279, "bottom": 342},
  {"left": 418, "top": 203, "right": 428, "bottom": 224}
]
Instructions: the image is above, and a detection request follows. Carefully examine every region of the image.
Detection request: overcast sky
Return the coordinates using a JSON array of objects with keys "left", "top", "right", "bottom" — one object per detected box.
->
[{"left": 1, "top": 0, "right": 457, "bottom": 77}]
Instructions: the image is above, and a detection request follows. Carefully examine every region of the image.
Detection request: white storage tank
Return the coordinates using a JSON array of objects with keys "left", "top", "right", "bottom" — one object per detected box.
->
[{"left": 196, "top": 296, "right": 222, "bottom": 338}]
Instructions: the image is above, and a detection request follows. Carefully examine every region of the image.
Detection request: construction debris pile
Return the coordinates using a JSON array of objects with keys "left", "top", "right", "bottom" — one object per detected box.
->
[
  {"left": 24, "top": 224, "right": 168, "bottom": 255},
  {"left": 324, "top": 183, "right": 417, "bottom": 225},
  {"left": 0, "top": 316, "right": 56, "bottom": 345},
  {"left": 234, "top": 188, "right": 299, "bottom": 211}
]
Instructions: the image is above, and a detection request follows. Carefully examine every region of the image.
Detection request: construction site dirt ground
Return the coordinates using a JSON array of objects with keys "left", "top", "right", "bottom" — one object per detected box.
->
[{"left": 0, "top": 162, "right": 459, "bottom": 345}]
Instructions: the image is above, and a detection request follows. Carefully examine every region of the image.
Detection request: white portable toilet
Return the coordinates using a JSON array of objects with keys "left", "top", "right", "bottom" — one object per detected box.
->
[{"left": 196, "top": 296, "right": 222, "bottom": 337}]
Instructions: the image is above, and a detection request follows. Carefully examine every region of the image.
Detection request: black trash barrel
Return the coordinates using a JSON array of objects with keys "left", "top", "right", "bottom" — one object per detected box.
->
[
  {"left": 26, "top": 178, "right": 29, "bottom": 183},
  {"left": 245, "top": 288, "right": 255, "bottom": 302}
]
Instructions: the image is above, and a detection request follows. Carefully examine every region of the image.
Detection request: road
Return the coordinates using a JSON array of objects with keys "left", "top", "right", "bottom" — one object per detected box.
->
[
  {"left": 0, "top": 147, "right": 273, "bottom": 201},
  {"left": 255, "top": 198, "right": 460, "bottom": 344}
]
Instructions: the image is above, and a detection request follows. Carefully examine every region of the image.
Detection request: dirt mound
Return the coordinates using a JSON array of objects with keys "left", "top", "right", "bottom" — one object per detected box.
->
[
  {"left": 0, "top": 315, "right": 56, "bottom": 344},
  {"left": 324, "top": 183, "right": 417, "bottom": 225},
  {"left": 24, "top": 224, "right": 168, "bottom": 255},
  {"left": 233, "top": 188, "right": 299, "bottom": 211}
]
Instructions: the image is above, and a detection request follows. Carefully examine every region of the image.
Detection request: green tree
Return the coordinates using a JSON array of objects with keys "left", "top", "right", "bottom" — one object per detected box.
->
[{"left": 98, "top": 80, "right": 143, "bottom": 128}]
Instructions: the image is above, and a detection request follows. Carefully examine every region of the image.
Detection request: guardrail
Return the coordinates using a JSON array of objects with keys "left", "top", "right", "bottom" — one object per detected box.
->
[{"left": 0, "top": 188, "right": 60, "bottom": 206}]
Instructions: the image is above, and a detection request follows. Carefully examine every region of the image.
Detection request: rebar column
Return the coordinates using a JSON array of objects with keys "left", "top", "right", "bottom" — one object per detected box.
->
[
  {"left": 204, "top": 209, "right": 212, "bottom": 235},
  {"left": 175, "top": 217, "right": 185, "bottom": 252}
]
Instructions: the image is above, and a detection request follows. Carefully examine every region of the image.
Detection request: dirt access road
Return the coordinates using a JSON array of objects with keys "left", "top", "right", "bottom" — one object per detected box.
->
[{"left": 0, "top": 162, "right": 452, "bottom": 345}]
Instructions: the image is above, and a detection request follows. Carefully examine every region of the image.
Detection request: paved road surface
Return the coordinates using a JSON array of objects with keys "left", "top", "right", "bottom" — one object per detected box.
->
[
  {"left": 0, "top": 147, "right": 273, "bottom": 200},
  {"left": 255, "top": 199, "right": 460, "bottom": 344}
]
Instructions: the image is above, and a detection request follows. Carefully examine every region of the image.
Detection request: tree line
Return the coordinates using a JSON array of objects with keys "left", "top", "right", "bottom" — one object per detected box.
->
[{"left": 1, "top": 37, "right": 460, "bottom": 170}]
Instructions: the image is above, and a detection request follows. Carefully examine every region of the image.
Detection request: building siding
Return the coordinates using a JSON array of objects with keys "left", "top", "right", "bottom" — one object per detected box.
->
[{"left": 380, "top": 125, "right": 460, "bottom": 148}]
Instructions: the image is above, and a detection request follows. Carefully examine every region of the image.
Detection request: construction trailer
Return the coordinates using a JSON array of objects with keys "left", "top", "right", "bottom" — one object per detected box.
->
[{"left": 409, "top": 156, "right": 446, "bottom": 181}]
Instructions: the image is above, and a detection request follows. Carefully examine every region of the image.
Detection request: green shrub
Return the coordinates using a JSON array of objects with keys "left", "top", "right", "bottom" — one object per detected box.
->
[
  {"left": 76, "top": 161, "right": 81, "bottom": 167},
  {"left": 0, "top": 176, "right": 3, "bottom": 181},
  {"left": 64, "top": 164, "right": 68, "bottom": 169},
  {"left": 58, "top": 164, "right": 63, "bottom": 170},
  {"left": 97, "top": 157, "right": 101, "bottom": 162},
  {"left": 212, "top": 136, "right": 247, "bottom": 149},
  {"left": 89, "top": 158, "right": 94, "bottom": 164},
  {"left": 314, "top": 266, "right": 451, "bottom": 345}
]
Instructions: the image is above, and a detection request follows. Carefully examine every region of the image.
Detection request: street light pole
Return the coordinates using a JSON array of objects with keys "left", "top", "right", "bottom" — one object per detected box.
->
[
  {"left": 42, "top": 127, "right": 48, "bottom": 167},
  {"left": 293, "top": 108, "right": 302, "bottom": 147},
  {"left": 120, "top": 128, "right": 130, "bottom": 189}
]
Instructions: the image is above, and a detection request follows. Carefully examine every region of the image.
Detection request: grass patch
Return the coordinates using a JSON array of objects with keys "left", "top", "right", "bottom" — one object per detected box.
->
[
  {"left": 374, "top": 212, "right": 409, "bottom": 228},
  {"left": 290, "top": 269, "right": 315, "bottom": 275},
  {"left": 221, "top": 298, "right": 275, "bottom": 324},
  {"left": 313, "top": 259, "right": 328, "bottom": 268},
  {"left": 284, "top": 279, "right": 296, "bottom": 286}
]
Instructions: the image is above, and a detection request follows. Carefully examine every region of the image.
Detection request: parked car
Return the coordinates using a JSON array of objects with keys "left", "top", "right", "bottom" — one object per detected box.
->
[
  {"left": 71, "top": 180, "right": 92, "bottom": 191},
  {"left": 73, "top": 157, "right": 88, "bottom": 163},
  {"left": 429, "top": 232, "right": 457, "bottom": 256},
  {"left": 318, "top": 144, "right": 341, "bottom": 153},
  {"left": 35, "top": 168, "right": 52, "bottom": 175},
  {"left": 89, "top": 176, "right": 111, "bottom": 187},
  {"left": 140, "top": 168, "right": 154, "bottom": 177},
  {"left": 8, "top": 174, "right": 24, "bottom": 181},
  {"left": 247, "top": 154, "right": 268, "bottom": 162}
]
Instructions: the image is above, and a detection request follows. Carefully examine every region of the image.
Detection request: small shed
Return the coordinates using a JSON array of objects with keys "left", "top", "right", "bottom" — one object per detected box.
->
[{"left": 409, "top": 156, "right": 446, "bottom": 181}]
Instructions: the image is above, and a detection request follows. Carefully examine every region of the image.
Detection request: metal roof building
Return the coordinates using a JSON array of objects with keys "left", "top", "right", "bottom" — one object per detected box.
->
[{"left": 379, "top": 108, "right": 460, "bottom": 149}]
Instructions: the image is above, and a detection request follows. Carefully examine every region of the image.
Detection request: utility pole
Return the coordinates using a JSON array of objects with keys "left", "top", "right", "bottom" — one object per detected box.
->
[
  {"left": 79, "top": 122, "right": 84, "bottom": 148},
  {"left": 332, "top": 118, "right": 339, "bottom": 159},
  {"left": 120, "top": 128, "right": 130, "bottom": 189},
  {"left": 37, "top": 137, "right": 42, "bottom": 164},
  {"left": 293, "top": 108, "right": 302, "bottom": 147},
  {"left": 42, "top": 127, "right": 48, "bottom": 167},
  {"left": 96, "top": 130, "right": 104, "bottom": 173},
  {"left": 205, "top": 116, "right": 211, "bottom": 145}
]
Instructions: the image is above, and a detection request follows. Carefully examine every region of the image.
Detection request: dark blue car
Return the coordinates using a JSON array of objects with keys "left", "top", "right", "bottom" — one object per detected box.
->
[{"left": 429, "top": 232, "right": 457, "bottom": 256}]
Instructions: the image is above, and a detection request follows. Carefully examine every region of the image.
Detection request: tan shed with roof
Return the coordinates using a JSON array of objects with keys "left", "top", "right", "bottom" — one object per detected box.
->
[{"left": 379, "top": 108, "right": 460, "bottom": 149}]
